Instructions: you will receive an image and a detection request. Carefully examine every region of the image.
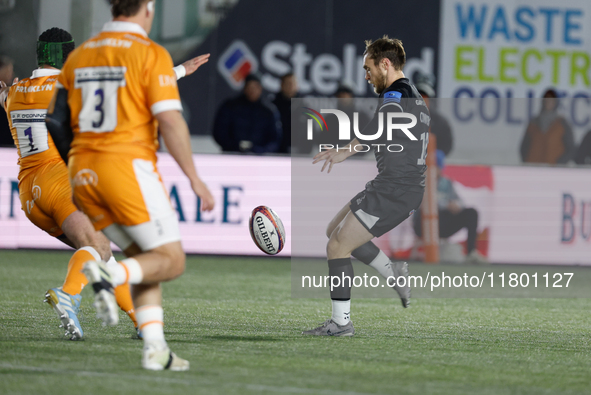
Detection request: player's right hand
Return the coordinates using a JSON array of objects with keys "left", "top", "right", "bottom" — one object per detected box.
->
[
  {"left": 182, "top": 54, "right": 210, "bottom": 77},
  {"left": 192, "top": 179, "right": 215, "bottom": 212},
  {"left": 312, "top": 148, "right": 349, "bottom": 173}
]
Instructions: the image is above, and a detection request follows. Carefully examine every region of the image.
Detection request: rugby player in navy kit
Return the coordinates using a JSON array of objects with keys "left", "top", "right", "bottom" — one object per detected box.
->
[{"left": 304, "top": 36, "right": 430, "bottom": 336}]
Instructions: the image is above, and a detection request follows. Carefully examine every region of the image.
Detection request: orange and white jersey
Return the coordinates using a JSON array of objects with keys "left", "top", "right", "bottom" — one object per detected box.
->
[
  {"left": 57, "top": 21, "right": 181, "bottom": 159},
  {"left": 3, "top": 69, "right": 62, "bottom": 172}
]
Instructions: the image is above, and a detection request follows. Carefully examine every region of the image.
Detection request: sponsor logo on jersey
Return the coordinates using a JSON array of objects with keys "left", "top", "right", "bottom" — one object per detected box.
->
[
  {"left": 83, "top": 38, "right": 132, "bottom": 49},
  {"left": 14, "top": 84, "right": 54, "bottom": 93},
  {"left": 420, "top": 112, "right": 431, "bottom": 126},
  {"left": 32, "top": 185, "right": 41, "bottom": 201},
  {"left": 26, "top": 200, "right": 34, "bottom": 214},
  {"left": 158, "top": 74, "right": 177, "bottom": 87},
  {"left": 72, "top": 169, "right": 99, "bottom": 187},
  {"left": 217, "top": 40, "right": 258, "bottom": 90}
]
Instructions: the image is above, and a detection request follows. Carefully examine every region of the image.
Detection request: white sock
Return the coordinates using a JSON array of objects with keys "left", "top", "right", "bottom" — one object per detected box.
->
[
  {"left": 121, "top": 258, "right": 143, "bottom": 284},
  {"left": 106, "top": 256, "right": 117, "bottom": 268},
  {"left": 109, "top": 258, "right": 144, "bottom": 287},
  {"left": 331, "top": 299, "right": 351, "bottom": 325},
  {"left": 369, "top": 250, "right": 392, "bottom": 279},
  {"left": 136, "top": 305, "right": 166, "bottom": 345}
]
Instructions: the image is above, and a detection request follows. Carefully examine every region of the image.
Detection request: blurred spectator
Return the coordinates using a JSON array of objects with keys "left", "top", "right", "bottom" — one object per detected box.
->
[
  {"left": 319, "top": 83, "right": 370, "bottom": 152},
  {"left": 414, "top": 73, "right": 453, "bottom": 156},
  {"left": 574, "top": 129, "right": 591, "bottom": 165},
  {"left": 0, "top": 55, "right": 14, "bottom": 147},
  {"left": 272, "top": 73, "right": 298, "bottom": 154},
  {"left": 520, "top": 88, "right": 574, "bottom": 164},
  {"left": 213, "top": 73, "right": 282, "bottom": 154},
  {"left": 413, "top": 150, "right": 487, "bottom": 264}
]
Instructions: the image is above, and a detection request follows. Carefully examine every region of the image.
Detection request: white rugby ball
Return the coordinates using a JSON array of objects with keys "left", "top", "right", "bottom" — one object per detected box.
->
[{"left": 249, "top": 206, "right": 286, "bottom": 255}]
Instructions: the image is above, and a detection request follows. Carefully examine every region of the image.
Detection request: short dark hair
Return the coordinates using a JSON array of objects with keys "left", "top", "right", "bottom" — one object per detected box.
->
[
  {"left": 364, "top": 35, "right": 406, "bottom": 71},
  {"left": 37, "top": 28, "right": 74, "bottom": 69},
  {"left": 280, "top": 73, "right": 294, "bottom": 83},
  {"left": 244, "top": 73, "right": 261, "bottom": 85},
  {"left": 110, "top": 0, "right": 150, "bottom": 18},
  {"left": 543, "top": 88, "right": 558, "bottom": 98}
]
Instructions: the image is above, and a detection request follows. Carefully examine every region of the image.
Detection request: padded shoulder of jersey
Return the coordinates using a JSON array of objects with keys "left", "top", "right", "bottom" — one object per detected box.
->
[{"left": 382, "top": 79, "right": 414, "bottom": 99}]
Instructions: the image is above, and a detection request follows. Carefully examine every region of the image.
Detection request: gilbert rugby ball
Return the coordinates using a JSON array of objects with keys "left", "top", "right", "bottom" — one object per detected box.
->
[{"left": 249, "top": 206, "right": 286, "bottom": 255}]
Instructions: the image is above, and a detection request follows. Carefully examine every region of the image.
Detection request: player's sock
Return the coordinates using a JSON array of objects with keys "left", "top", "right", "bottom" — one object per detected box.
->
[
  {"left": 328, "top": 258, "right": 353, "bottom": 325},
  {"left": 114, "top": 282, "right": 137, "bottom": 327},
  {"left": 109, "top": 258, "right": 144, "bottom": 287},
  {"left": 105, "top": 257, "right": 138, "bottom": 326},
  {"left": 352, "top": 242, "right": 391, "bottom": 279},
  {"left": 352, "top": 241, "right": 380, "bottom": 264},
  {"left": 331, "top": 299, "right": 351, "bottom": 326},
  {"left": 369, "top": 251, "right": 392, "bottom": 279},
  {"left": 136, "top": 305, "right": 166, "bottom": 344},
  {"left": 62, "top": 246, "right": 100, "bottom": 295}
]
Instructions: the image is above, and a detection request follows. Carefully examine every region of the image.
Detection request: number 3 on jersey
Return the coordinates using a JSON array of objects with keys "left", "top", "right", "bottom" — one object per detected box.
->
[{"left": 75, "top": 67, "right": 127, "bottom": 133}]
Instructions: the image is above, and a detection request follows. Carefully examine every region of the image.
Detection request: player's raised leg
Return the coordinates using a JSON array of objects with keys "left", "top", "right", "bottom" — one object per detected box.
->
[
  {"left": 326, "top": 203, "right": 411, "bottom": 307},
  {"left": 352, "top": 241, "right": 411, "bottom": 308},
  {"left": 59, "top": 206, "right": 138, "bottom": 332}
]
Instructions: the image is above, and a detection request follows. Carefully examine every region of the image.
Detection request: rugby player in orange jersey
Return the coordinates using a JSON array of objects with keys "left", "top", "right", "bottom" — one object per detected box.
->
[
  {"left": 46, "top": 0, "right": 215, "bottom": 370},
  {"left": 0, "top": 27, "right": 210, "bottom": 342}
]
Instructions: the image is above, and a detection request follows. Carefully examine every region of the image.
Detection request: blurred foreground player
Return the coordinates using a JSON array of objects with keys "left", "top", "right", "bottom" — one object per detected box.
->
[
  {"left": 0, "top": 28, "right": 139, "bottom": 340},
  {"left": 46, "top": 0, "right": 214, "bottom": 370},
  {"left": 304, "top": 36, "right": 429, "bottom": 336},
  {"left": 0, "top": 28, "right": 209, "bottom": 341}
]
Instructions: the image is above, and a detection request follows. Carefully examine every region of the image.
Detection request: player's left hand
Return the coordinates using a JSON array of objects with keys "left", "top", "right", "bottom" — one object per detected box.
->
[
  {"left": 312, "top": 149, "right": 349, "bottom": 173},
  {"left": 182, "top": 54, "right": 211, "bottom": 77}
]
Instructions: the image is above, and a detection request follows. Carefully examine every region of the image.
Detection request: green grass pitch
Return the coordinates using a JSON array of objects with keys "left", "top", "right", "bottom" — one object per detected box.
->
[{"left": 1, "top": 249, "right": 591, "bottom": 395}]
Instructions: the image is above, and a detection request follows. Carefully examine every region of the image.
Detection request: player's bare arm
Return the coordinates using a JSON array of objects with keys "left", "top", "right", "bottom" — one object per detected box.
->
[
  {"left": 312, "top": 138, "right": 360, "bottom": 173},
  {"left": 156, "top": 110, "right": 215, "bottom": 211},
  {"left": 173, "top": 54, "right": 210, "bottom": 80}
]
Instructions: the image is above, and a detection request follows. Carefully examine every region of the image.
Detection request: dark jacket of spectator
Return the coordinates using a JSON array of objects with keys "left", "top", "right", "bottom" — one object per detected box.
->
[
  {"left": 272, "top": 73, "right": 298, "bottom": 154},
  {"left": 0, "top": 55, "right": 14, "bottom": 147},
  {"left": 414, "top": 75, "right": 453, "bottom": 156},
  {"left": 272, "top": 92, "right": 292, "bottom": 154},
  {"left": 428, "top": 108, "right": 453, "bottom": 156},
  {"left": 574, "top": 130, "right": 591, "bottom": 165},
  {"left": 213, "top": 92, "right": 282, "bottom": 154},
  {"left": 520, "top": 90, "right": 574, "bottom": 164},
  {"left": 0, "top": 106, "right": 11, "bottom": 147}
]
